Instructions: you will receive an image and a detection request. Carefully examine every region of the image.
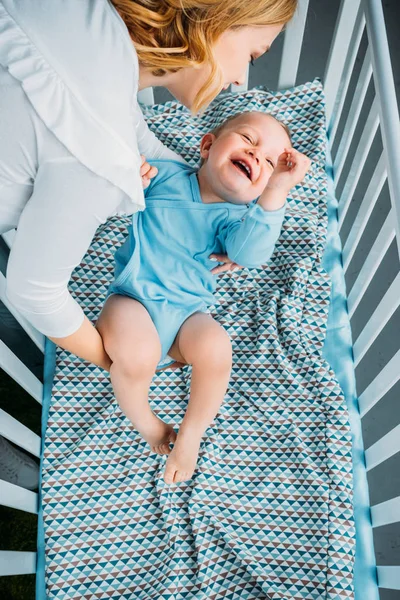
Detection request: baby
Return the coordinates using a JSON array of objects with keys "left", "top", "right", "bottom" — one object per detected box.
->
[{"left": 96, "top": 111, "right": 310, "bottom": 485}]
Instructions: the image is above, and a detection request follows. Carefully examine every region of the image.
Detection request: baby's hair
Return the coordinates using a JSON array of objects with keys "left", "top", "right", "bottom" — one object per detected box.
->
[
  {"left": 210, "top": 111, "right": 292, "bottom": 142},
  {"left": 199, "top": 111, "right": 292, "bottom": 166}
]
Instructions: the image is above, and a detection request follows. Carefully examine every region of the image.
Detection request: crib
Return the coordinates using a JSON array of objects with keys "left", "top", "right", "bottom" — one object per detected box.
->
[{"left": 0, "top": 0, "right": 399, "bottom": 598}]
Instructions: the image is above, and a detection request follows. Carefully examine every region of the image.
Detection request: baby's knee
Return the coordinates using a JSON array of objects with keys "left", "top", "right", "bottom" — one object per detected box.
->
[
  {"left": 105, "top": 335, "right": 161, "bottom": 378},
  {"left": 194, "top": 326, "right": 232, "bottom": 371}
]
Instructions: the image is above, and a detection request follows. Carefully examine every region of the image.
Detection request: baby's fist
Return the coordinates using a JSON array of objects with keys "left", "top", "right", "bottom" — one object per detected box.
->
[
  {"left": 266, "top": 148, "right": 311, "bottom": 193},
  {"left": 140, "top": 155, "right": 158, "bottom": 189}
]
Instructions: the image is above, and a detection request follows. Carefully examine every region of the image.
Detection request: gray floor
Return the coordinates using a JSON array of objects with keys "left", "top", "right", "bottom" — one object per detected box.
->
[{"left": 1, "top": 1, "right": 400, "bottom": 597}]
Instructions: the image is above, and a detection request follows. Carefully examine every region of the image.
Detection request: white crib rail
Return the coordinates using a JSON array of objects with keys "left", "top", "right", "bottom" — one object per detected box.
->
[
  {"left": 326, "top": 0, "right": 400, "bottom": 595},
  {"left": 1, "top": 228, "right": 44, "bottom": 576},
  {"left": 277, "top": 0, "right": 309, "bottom": 89},
  {"left": 0, "top": 551, "right": 37, "bottom": 576},
  {"left": 1, "top": 0, "right": 400, "bottom": 591}
]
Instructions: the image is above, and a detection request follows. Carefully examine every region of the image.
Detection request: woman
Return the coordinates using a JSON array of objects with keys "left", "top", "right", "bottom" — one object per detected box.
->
[{"left": 0, "top": 0, "right": 297, "bottom": 371}]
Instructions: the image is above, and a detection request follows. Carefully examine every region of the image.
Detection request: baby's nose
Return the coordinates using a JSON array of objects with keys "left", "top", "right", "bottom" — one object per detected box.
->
[{"left": 247, "top": 149, "right": 260, "bottom": 163}]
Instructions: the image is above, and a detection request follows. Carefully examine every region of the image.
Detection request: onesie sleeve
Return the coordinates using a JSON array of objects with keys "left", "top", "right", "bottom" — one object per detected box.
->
[
  {"left": 5, "top": 158, "right": 128, "bottom": 338},
  {"left": 219, "top": 202, "right": 286, "bottom": 268},
  {"left": 135, "top": 100, "right": 190, "bottom": 165}
]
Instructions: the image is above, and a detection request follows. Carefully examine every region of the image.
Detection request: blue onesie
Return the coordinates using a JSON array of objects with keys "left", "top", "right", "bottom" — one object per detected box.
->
[{"left": 107, "top": 159, "right": 286, "bottom": 366}]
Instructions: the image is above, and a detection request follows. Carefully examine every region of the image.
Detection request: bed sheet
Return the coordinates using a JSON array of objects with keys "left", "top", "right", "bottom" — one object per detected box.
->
[{"left": 36, "top": 79, "right": 364, "bottom": 599}]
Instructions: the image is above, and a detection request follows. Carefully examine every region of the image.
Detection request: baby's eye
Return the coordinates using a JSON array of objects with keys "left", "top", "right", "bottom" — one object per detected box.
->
[
  {"left": 242, "top": 134, "right": 252, "bottom": 142},
  {"left": 266, "top": 158, "right": 274, "bottom": 168}
]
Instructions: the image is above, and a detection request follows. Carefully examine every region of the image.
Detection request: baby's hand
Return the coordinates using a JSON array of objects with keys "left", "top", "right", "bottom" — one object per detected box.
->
[
  {"left": 140, "top": 155, "right": 158, "bottom": 189},
  {"left": 266, "top": 148, "right": 311, "bottom": 193}
]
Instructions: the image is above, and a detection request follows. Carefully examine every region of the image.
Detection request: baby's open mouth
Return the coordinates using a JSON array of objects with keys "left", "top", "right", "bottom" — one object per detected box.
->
[{"left": 231, "top": 160, "right": 252, "bottom": 181}]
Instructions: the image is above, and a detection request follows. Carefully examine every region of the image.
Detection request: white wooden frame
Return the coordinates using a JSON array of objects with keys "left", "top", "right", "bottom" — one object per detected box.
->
[{"left": 1, "top": 0, "right": 399, "bottom": 595}]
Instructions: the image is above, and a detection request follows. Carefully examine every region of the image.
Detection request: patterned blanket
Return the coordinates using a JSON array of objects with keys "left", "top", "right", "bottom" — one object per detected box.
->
[{"left": 41, "top": 78, "right": 355, "bottom": 599}]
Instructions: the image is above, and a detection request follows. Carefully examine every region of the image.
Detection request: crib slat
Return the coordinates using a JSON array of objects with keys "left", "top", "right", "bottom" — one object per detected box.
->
[
  {"left": 333, "top": 48, "right": 372, "bottom": 183},
  {"left": 371, "top": 496, "right": 400, "bottom": 528},
  {"left": 377, "top": 566, "right": 400, "bottom": 590},
  {"left": 364, "top": 0, "right": 400, "bottom": 259},
  {"left": 324, "top": 0, "right": 361, "bottom": 124},
  {"left": 277, "top": 0, "right": 309, "bottom": 90},
  {"left": 0, "top": 340, "right": 43, "bottom": 404},
  {"left": 0, "top": 274, "right": 45, "bottom": 353},
  {"left": 137, "top": 87, "right": 154, "bottom": 106},
  {"left": 347, "top": 210, "right": 395, "bottom": 318},
  {"left": 137, "top": 88, "right": 155, "bottom": 106},
  {"left": 353, "top": 272, "right": 400, "bottom": 367},
  {"left": 342, "top": 153, "right": 386, "bottom": 271},
  {"left": 365, "top": 423, "right": 400, "bottom": 472},
  {"left": 358, "top": 349, "right": 400, "bottom": 418},
  {"left": 0, "top": 480, "right": 38, "bottom": 514},
  {"left": 337, "top": 97, "right": 379, "bottom": 226},
  {"left": 329, "top": 7, "right": 365, "bottom": 143},
  {"left": 0, "top": 551, "right": 36, "bottom": 576},
  {"left": 0, "top": 409, "right": 41, "bottom": 458},
  {"left": 1, "top": 229, "right": 16, "bottom": 249}
]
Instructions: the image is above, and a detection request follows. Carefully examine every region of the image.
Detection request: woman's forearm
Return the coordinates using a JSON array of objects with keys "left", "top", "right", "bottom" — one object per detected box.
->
[{"left": 49, "top": 315, "right": 112, "bottom": 372}]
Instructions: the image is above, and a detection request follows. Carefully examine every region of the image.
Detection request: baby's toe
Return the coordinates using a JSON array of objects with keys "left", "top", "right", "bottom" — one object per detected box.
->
[
  {"left": 164, "top": 468, "right": 176, "bottom": 484},
  {"left": 176, "top": 471, "right": 192, "bottom": 483},
  {"left": 160, "top": 442, "right": 172, "bottom": 455}
]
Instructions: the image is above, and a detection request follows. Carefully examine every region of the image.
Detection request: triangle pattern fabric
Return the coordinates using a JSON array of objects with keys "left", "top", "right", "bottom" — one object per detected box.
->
[{"left": 42, "top": 78, "right": 355, "bottom": 599}]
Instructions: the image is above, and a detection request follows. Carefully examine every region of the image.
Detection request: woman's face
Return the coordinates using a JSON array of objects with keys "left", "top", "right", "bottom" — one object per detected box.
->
[{"left": 166, "top": 24, "right": 283, "bottom": 108}]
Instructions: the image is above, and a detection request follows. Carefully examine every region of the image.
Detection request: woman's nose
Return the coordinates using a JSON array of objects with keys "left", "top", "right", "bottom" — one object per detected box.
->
[
  {"left": 233, "top": 69, "right": 247, "bottom": 87},
  {"left": 233, "top": 79, "right": 244, "bottom": 87}
]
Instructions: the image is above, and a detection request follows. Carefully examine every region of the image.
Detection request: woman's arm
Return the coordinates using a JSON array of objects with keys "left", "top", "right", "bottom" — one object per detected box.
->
[
  {"left": 135, "top": 100, "right": 191, "bottom": 165},
  {"left": 5, "top": 157, "right": 128, "bottom": 371},
  {"left": 50, "top": 316, "right": 111, "bottom": 371}
]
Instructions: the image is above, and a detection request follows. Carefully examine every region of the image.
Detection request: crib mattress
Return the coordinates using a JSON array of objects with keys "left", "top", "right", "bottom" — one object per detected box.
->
[{"left": 37, "top": 80, "right": 371, "bottom": 599}]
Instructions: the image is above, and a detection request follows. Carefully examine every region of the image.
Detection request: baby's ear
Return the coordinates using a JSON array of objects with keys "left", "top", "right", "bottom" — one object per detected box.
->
[{"left": 199, "top": 133, "right": 216, "bottom": 159}]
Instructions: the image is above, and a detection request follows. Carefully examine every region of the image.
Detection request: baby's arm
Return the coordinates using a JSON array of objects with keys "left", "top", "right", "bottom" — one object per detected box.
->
[
  {"left": 221, "top": 203, "right": 286, "bottom": 269},
  {"left": 221, "top": 148, "right": 311, "bottom": 268}
]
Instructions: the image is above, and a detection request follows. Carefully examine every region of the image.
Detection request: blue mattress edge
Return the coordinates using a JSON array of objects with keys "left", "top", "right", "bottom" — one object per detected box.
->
[
  {"left": 36, "top": 337, "right": 56, "bottom": 600},
  {"left": 322, "top": 143, "right": 379, "bottom": 600}
]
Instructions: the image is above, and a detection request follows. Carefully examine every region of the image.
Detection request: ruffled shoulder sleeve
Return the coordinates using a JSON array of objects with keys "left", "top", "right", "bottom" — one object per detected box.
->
[{"left": 0, "top": 0, "right": 145, "bottom": 210}]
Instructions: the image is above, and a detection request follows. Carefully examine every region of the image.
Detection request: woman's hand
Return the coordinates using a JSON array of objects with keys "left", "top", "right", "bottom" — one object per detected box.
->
[
  {"left": 140, "top": 155, "right": 158, "bottom": 189},
  {"left": 209, "top": 253, "right": 243, "bottom": 275}
]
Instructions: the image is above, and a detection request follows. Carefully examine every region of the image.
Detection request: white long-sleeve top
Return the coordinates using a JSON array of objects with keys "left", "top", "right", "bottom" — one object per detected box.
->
[{"left": 0, "top": 0, "right": 187, "bottom": 337}]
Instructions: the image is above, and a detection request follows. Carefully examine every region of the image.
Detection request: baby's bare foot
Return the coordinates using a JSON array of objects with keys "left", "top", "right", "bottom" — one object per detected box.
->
[
  {"left": 138, "top": 415, "right": 177, "bottom": 456},
  {"left": 163, "top": 429, "right": 202, "bottom": 484}
]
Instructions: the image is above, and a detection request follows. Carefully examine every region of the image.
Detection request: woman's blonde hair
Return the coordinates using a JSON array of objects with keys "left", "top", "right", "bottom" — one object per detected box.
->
[{"left": 111, "top": 0, "right": 298, "bottom": 114}]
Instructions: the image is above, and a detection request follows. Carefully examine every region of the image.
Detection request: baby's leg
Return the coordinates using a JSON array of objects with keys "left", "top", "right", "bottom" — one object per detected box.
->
[
  {"left": 96, "top": 295, "right": 177, "bottom": 455},
  {"left": 164, "top": 312, "right": 232, "bottom": 484}
]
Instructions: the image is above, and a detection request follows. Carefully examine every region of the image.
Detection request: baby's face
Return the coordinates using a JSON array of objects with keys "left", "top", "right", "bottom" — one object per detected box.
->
[{"left": 199, "top": 113, "right": 291, "bottom": 204}]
